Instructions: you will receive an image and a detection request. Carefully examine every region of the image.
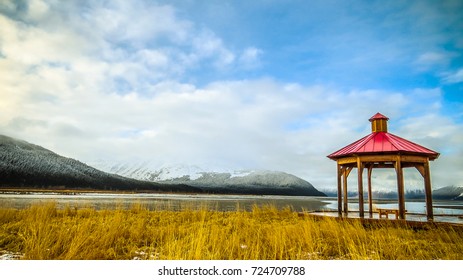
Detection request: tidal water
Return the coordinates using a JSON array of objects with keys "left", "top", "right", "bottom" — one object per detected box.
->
[
  {"left": 0, "top": 192, "right": 330, "bottom": 212},
  {"left": 1, "top": 192, "right": 462, "bottom": 223}
]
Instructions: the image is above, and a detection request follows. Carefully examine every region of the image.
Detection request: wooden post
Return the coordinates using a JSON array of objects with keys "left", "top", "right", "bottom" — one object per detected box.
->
[
  {"left": 343, "top": 166, "right": 348, "bottom": 216},
  {"left": 337, "top": 163, "right": 342, "bottom": 217},
  {"left": 395, "top": 156, "right": 406, "bottom": 219},
  {"left": 342, "top": 166, "right": 354, "bottom": 216},
  {"left": 423, "top": 160, "right": 434, "bottom": 221},
  {"left": 357, "top": 158, "right": 364, "bottom": 218},
  {"left": 367, "top": 165, "right": 373, "bottom": 218}
]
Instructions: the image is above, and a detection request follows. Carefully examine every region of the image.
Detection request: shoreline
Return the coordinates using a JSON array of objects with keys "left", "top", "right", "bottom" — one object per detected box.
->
[{"left": 0, "top": 187, "right": 179, "bottom": 195}]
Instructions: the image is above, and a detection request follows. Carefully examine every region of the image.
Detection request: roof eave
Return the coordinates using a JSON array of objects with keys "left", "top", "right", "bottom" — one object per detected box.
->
[{"left": 327, "top": 150, "right": 440, "bottom": 160}]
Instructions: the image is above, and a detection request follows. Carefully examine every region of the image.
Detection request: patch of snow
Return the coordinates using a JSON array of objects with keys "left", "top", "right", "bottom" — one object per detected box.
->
[
  {"left": 156, "top": 164, "right": 205, "bottom": 181},
  {"left": 229, "top": 170, "right": 255, "bottom": 178},
  {"left": 89, "top": 160, "right": 208, "bottom": 181},
  {"left": 0, "top": 251, "right": 23, "bottom": 260}
]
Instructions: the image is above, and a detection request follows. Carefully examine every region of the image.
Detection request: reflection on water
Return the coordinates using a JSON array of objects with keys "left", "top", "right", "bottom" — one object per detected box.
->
[{"left": 0, "top": 192, "right": 330, "bottom": 212}]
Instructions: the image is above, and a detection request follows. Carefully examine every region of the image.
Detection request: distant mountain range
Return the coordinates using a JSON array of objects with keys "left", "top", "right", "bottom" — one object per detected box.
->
[
  {"left": 433, "top": 185, "right": 463, "bottom": 200},
  {"left": 0, "top": 134, "right": 325, "bottom": 196},
  {"left": 320, "top": 185, "right": 463, "bottom": 201},
  {"left": 92, "top": 161, "right": 326, "bottom": 196}
]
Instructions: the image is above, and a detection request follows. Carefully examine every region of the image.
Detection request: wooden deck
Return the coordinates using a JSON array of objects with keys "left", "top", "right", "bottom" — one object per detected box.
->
[{"left": 303, "top": 210, "right": 463, "bottom": 229}]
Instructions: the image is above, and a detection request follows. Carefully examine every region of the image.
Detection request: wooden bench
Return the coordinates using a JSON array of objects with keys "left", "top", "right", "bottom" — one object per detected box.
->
[{"left": 377, "top": 208, "right": 405, "bottom": 219}]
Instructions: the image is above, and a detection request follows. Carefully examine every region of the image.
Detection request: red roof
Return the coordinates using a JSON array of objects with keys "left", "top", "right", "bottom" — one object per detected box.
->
[
  {"left": 327, "top": 132, "right": 439, "bottom": 160},
  {"left": 369, "top": 112, "right": 389, "bottom": 121}
]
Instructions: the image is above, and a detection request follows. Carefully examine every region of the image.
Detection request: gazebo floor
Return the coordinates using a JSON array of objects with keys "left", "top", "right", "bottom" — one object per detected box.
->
[{"left": 305, "top": 210, "right": 463, "bottom": 227}]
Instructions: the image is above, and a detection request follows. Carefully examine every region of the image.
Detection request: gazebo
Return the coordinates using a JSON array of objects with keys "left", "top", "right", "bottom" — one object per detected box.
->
[{"left": 327, "top": 113, "right": 439, "bottom": 221}]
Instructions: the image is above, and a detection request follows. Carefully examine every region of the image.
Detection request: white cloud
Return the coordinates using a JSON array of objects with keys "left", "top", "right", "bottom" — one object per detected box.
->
[
  {"left": 136, "top": 49, "right": 169, "bottom": 68},
  {"left": 188, "top": 29, "right": 236, "bottom": 69},
  {"left": 442, "top": 68, "right": 463, "bottom": 84},
  {"left": 416, "top": 52, "right": 451, "bottom": 66},
  {"left": 0, "top": 0, "right": 16, "bottom": 12},
  {"left": 87, "top": 1, "right": 191, "bottom": 45},
  {"left": 0, "top": 1, "right": 255, "bottom": 90},
  {"left": 239, "top": 47, "right": 263, "bottom": 69},
  {"left": 27, "top": 0, "right": 50, "bottom": 20},
  {"left": 415, "top": 51, "right": 457, "bottom": 74}
]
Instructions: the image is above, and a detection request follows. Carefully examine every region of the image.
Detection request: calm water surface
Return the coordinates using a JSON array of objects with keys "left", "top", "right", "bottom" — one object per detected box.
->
[
  {"left": 0, "top": 192, "right": 330, "bottom": 212},
  {"left": 1, "top": 192, "right": 462, "bottom": 223}
]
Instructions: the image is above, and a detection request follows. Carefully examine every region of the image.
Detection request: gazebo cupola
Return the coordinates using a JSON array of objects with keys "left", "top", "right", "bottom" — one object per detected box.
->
[
  {"left": 370, "top": 112, "right": 388, "bottom": 133},
  {"left": 327, "top": 113, "right": 439, "bottom": 221}
]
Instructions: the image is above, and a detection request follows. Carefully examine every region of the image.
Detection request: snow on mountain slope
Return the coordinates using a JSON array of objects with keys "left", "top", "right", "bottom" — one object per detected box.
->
[
  {"left": 89, "top": 160, "right": 206, "bottom": 181},
  {"left": 433, "top": 185, "right": 463, "bottom": 200},
  {"left": 91, "top": 161, "right": 326, "bottom": 196}
]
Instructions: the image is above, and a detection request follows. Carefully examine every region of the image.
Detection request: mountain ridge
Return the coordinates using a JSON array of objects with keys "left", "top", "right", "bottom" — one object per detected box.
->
[
  {"left": 91, "top": 161, "right": 326, "bottom": 196},
  {"left": 0, "top": 134, "right": 199, "bottom": 193}
]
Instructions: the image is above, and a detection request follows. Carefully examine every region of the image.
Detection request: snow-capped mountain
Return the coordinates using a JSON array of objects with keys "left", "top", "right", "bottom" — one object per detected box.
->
[
  {"left": 91, "top": 161, "right": 326, "bottom": 196},
  {"left": 0, "top": 135, "right": 199, "bottom": 193},
  {"left": 90, "top": 161, "right": 207, "bottom": 181},
  {"left": 433, "top": 185, "right": 463, "bottom": 200}
]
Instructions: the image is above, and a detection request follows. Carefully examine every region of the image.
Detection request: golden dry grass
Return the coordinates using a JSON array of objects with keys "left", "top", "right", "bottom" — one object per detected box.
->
[{"left": 0, "top": 202, "right": 462, "bottom": 260}]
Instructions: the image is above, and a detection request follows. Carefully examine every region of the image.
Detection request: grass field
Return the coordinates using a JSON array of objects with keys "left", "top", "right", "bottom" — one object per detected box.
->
[{"left": 1, "top": 202, "right": 462, "bottom": 260}]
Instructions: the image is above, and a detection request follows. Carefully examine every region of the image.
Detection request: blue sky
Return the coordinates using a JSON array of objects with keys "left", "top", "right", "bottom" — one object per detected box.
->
[{"left": 1, "top": 0, "right": 462, "bottom": 190}]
